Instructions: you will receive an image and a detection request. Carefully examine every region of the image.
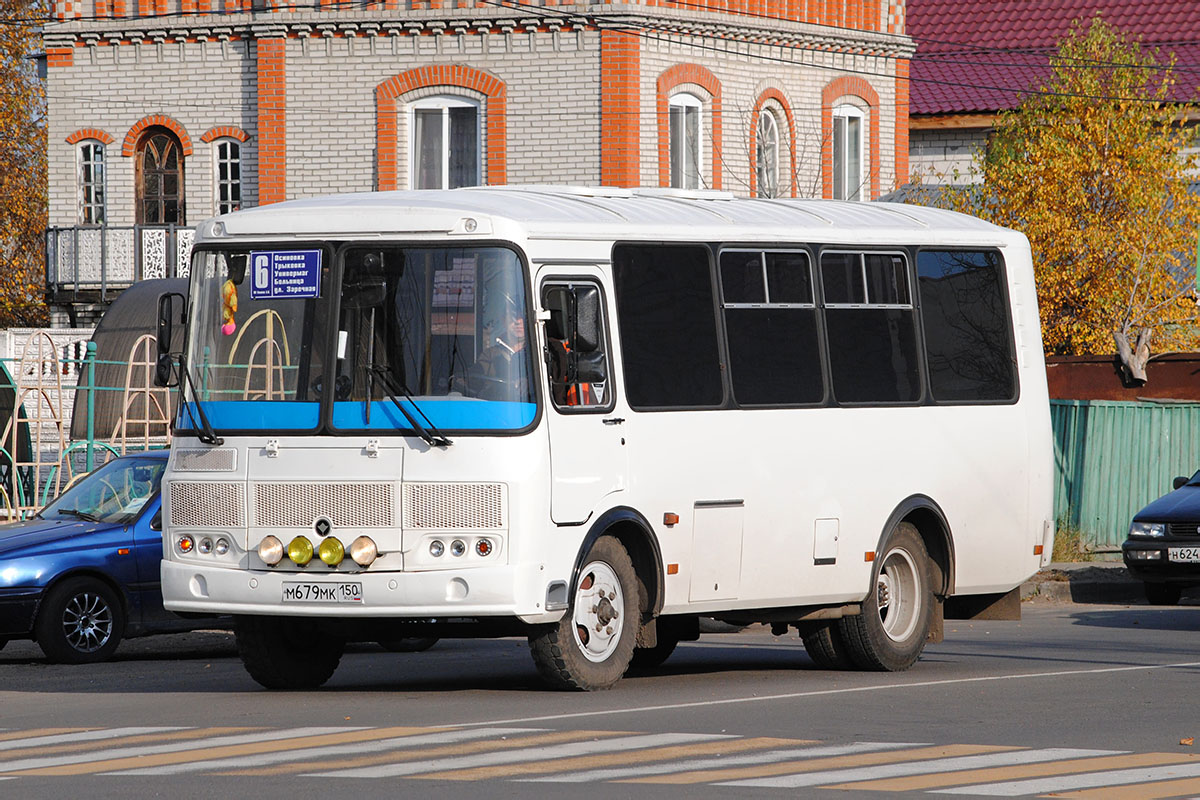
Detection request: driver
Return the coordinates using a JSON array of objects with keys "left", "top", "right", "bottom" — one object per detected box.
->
[{"left": 466, "top": 293, "right": 531, "bottom": 400}]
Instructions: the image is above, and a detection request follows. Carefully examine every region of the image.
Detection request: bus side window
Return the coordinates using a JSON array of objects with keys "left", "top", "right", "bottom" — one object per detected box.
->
[{"left": 542, "top": 283, "right": 610, "bottom": 410}]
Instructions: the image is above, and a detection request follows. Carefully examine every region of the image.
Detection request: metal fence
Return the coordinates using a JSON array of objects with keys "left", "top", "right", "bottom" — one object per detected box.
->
[
  {"left": 1051, "top": 399, "right": 1200, "bottom": 551},
  {"left": 45, "top": 225, "right": 195, "bottom": 296}
]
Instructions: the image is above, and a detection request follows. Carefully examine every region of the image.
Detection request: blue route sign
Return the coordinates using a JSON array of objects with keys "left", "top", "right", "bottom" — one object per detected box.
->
[{"left": 249, "top": 250, "right": 322, "bottom": 300}]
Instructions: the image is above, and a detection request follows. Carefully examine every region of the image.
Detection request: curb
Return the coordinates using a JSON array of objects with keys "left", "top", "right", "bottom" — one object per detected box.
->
[{"left": 1020, "top": 562, "right": 1147, "bottom": 604}]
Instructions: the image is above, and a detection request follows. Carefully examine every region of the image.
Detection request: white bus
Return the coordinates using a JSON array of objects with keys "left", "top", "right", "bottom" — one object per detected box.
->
[{"left": 155, "top": 186, "right": 1054, "bottom": 691}]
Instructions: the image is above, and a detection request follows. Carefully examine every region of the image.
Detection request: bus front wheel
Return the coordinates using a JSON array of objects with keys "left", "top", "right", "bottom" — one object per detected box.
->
[
  {"left": 529, "top": 535, "right": 638, "bottom": 690},
  {"left": 235, "top": 615, "right": 345, "bottom": 690},
  {"left": 838, "top": 523, "right": 932, "bottom": 671}
]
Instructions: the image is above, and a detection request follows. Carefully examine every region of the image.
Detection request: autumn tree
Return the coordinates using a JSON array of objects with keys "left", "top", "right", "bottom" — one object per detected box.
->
[
  {"left": 0, "top": 0, "right": 48, "bottom": 328},
  {"left": 916, "top": 17, "right": 1200, "bottom": 382}
]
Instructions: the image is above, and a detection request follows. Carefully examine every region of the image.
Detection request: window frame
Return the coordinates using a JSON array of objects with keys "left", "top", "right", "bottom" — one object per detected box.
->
[
  {"left": 212, "top": 138, "right": 242, "bottom": 216},
  {"left": 755, "top": 111, "right": 781, "bottom": 199},
  {"left": 135, "top": 126, "right": 186, "bottom": 226},
  {"left": 539, "top": 278, "right": 617, "bottom": 415},
  {"left": 832, "top": 103, "right": 865, "bottom": 202},
  {"left": 407, "top": 95, "right": 483, "bottom": 190},
  {"left": 77, "top": 140, "right": 106, "bottom": 226},
  {"left": 668, "top": 92, "right": 704, "bottom": 190}
]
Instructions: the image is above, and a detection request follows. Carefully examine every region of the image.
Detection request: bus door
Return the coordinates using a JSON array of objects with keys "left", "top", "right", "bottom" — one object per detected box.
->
[{"left": 538, "top": 271, "right": 628, "bottom": 525}]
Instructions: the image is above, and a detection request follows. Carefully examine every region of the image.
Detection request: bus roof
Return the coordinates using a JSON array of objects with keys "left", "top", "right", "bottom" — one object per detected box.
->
[{"left": 203, "top": 186, "right": 1016, "bottom": 245}]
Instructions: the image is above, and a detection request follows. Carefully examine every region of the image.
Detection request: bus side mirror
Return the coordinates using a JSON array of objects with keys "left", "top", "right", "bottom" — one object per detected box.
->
[
  {"left": 155, "top": 292, "right": 186, "bottom": 388},
  {"left": 573, "top": 286, "right": 602, "bottom": 353}
]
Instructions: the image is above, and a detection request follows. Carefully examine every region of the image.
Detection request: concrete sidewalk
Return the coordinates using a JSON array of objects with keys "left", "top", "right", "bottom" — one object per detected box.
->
[{"left": 1021, "top": 561, "right": 1157, "bottom": 604}]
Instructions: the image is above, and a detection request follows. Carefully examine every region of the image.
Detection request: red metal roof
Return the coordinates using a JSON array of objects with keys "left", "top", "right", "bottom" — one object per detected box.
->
[{"left": 909, "top": 0, "right": 1200, "bottom": 116}]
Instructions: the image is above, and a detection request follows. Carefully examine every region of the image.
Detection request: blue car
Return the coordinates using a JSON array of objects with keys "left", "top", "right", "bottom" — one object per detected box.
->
[
  {"left": 1124, "top": 471, "right": 1200, "bottom": 605},
  {"left": 0, "top": 450, "right": 220, "bottom": 663}
]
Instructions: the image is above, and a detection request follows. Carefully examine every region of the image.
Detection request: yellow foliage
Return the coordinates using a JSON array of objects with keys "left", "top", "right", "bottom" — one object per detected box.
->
[
  {"left": 910, "top": 16, "right": 1200, "bottom": 357},
  {"left": 0, "top": 0, "right": 49, "bottom": 327}
]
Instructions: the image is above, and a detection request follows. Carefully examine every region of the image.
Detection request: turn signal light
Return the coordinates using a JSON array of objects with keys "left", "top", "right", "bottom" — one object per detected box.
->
[
  {"left": 177, "top": 535, "right": 194, "bottom": 554},
  {"left": 318, "top": 537, "right": 345, "bottom": 567},
  {"left": 258, "top": 535, "right": 284, "bottom": 566},
  {"left": 475, "top": 538, "right": 493, "bottom": 557},
  {"left": 349, "top": 536, "right": 378, "bottom": 567},
  {"left": 287, "top": 536, "right": 314, "bottom": 566}
]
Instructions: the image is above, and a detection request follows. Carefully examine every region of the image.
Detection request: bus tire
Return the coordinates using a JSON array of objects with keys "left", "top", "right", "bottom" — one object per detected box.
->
[
  {"left": 235, "top": 615, "right": 345, "bottom": 690},
  {"left": 799, "top": 621, "right": 856, "bottom": 670},
  {"left": 838, "top": 523, "right": 932, "bottom": 672},
  {"left": 529, "top": 536, "right": 638, "bottom": 690}
]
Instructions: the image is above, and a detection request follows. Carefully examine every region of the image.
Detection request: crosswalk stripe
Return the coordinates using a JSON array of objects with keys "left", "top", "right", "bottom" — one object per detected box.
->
[
  {"left": 624, "top": 744, "right": 1008, "bottom": 785},
  {"left": 525, "top": 741, "right": 921, "bottom": 784},
  {"left": 0, "top": 729, "right": 91, "bottom": 745},
  {"left": 110, "top": 727, "right": 544, "bottom": 776},
  {"left": 829, "top": 752, "right": 1180, "bottom": 792},
  {"left": 219, "top": 729, "right": 614, "bottom": 777},
  {"left": 1058, "top": 774, "right": 1200, "bottom": 799},
  {"left": 309, "top": 733, "right": 731, "bottom": 779},
  {"left": 0, "top": 728, "right": 260, "bottom": 762},
  {"left": 420, "top": 736, "right": 805, "bottom": 782},
  {"left": 930, "top": 760, "right": 1200, "bottom": 796},
  {"left": 721, "top": 748, "right": 1117, "bottom": 789},
  {"left": 0, "top": 727, "right": 370, "bottom": 776},
  {"left": 0, "top": 727, "right": 187, "bottom": 753}
]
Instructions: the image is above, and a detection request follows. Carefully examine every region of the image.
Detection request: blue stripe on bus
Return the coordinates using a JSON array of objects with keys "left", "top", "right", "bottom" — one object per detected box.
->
[
  {"left": 331, "top": 399, "right": 536, "bottom": 430},
  {"left": 179, "top": 402, "right": 320, "bottom": 430}
]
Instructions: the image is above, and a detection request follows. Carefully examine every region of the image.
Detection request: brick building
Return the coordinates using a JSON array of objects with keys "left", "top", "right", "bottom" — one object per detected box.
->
[{"left": 42, "top": 0, "right": 913, "bottom": 324}]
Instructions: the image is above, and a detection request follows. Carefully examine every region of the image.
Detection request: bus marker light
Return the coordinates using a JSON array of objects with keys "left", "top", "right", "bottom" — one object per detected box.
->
[
  {"left": 429, "top": 540, "right": 445, "bottom": 558},
  {"left": 663, "top": 513, "right": 679, "bottom": 526},
  {"left": 667, "top": 563, "right": 679, "bottom": 575},
  {"left": 318, "top": 537, "right": 346, "bottom": 566},
  {"left": 864, "top": 552, "right": 875, "bottom": 562},
  {"left": 288, "top": 536, "right": 314, "bottom": 566},
  {"left": 1033, "top": 545, "right": 1044, "bottom": 555},
  {"left": 258, "top": 536, "right": 284, "bottom": 566},
  {"left": 476, "top": 539, "right": 493, "bottom": 557},
  {"left": 450, "top": 540, "right": 466, "bottom": 557},
  {"left": 350, "top": 536, "right": 378, "bottom": 566},
  {"left": 177, "top": 535, "right": 194, "bottom": 554}
]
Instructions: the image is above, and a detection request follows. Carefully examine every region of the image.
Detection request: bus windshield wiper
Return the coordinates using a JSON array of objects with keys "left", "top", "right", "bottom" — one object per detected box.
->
[
  {"left": 173, "top": 355, "right": 224, "bottom": 446},
  {"left": 368, "top": 365, "right": 453, "bottom": 448}
]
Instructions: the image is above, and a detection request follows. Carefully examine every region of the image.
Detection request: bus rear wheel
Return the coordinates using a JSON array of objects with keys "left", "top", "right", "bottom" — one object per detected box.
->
[
  {"left": 838, "top": 523, "right": 932, "bottom": 671},
  {"left": 799, "top": 621, "right": 855, "bottom": 670},
  {"left": 529, "top": 536, "right": 638, "bottom": 690},
  {"left": 236, "top": 615, "right": 345, "bottom": 690}
]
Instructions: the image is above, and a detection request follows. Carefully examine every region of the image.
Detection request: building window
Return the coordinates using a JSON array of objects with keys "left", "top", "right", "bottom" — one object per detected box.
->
[
  {"left": 669, "top": 92, "right": 703, "bottom": 189},
  {"left": 213, "top": 139, "right": 241, "bottom": 215},
  {"left": 755, "top": 111, "right": 780, "bottom": 199},
  {"left": 832, "top": 104, "right": 864, "bottom": 201},
  {"left": 77, "top": 141, "right": 106, "bottom": 225},
  {"left": 136, "top": 127, "right": 185, "bottom": 225},
  {"left": 409, "top": 96, "right": 481, "bottom": 190}
]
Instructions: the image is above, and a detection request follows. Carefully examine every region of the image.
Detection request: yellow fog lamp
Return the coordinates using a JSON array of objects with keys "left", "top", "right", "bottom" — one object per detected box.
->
[
  {"left": 258, "top": 535, "right": 284, "bottom": 566},
  {"left": 318, "top": 536, "right": 345, "bottom": 567},
  {"left": 287, "top": 536, "right": 314, "bottom": 566},
  {"left": 349, "top": 536, "right": 378, "bottom": 567}
]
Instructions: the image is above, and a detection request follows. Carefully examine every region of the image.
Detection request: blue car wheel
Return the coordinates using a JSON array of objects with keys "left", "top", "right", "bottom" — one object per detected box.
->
[{"left": 35, "top": 577, "right": 126, "bottom": 664}]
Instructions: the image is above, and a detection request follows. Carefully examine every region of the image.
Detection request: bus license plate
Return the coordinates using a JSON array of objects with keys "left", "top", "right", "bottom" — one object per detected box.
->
[
  {"left": 282, "top": 582, "right": 363, "bottom": 603},
  {"left": 1168, "top": 547, "right": 1200, "bottom": 563}
]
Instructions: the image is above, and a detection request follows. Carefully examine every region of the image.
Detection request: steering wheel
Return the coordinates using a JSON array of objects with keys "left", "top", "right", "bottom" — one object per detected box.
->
[
  {"left": 95, "top": 478, "right": 123, "bottom": 513},
  {"left": 467, "top": 374, "right": 510, "bottom": 401}
]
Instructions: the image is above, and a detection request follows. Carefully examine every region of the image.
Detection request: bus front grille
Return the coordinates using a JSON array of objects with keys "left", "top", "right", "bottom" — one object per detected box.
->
[
  {"left": 253, "top": 482, "right": 395, "bottom": 528},
  {"left": 403, "top": 482, "right": 506, "bottom": 530},
  {"left": 169, "top": 482, "right": 246, "bottom": 528}
]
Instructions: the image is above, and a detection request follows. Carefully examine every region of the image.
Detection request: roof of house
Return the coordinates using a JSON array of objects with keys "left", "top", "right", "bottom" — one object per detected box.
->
[{"left": 908, "top": 0, "right": 1200, "bottom": 116}]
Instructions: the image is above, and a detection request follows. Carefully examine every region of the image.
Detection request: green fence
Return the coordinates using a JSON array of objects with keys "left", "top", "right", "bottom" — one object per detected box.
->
[{"left": 1052, "top": 399, "right": 1200, "bottom": 550}]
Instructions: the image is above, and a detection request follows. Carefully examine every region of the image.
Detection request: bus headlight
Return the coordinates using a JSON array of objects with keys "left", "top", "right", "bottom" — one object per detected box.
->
[
  {"left": 318, "top": 537, "right": 345, "bottom": 567},
  {"left": 429, "top": 540, "right": 445, "bottom": 558},
  {"left": 349, "top": 536, "right": 378, "bottom": 567},
  {"left": 258, "top": 536, "right": 284, "bottom": 566},
  {"left": 198, "top": 537, "right": 213, "bottom": 555},
  {"left": 287, "top": 536, "right": 314, "bottom": 566},
  {"left": 450, "top": 539, "right": 466, "bottom": 557},
  {"left": 215, "top": 537, "right": 230, "bottom": 556}
]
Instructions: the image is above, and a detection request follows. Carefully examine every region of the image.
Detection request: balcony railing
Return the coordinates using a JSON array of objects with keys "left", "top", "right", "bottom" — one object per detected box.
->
[{"left": 45, "top": 225, "right": 196, "bottom": 299}]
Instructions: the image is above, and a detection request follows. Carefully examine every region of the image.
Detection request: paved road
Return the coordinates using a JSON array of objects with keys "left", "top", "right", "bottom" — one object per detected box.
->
[{"left": 0, "top": 598, "right": 1197, "bottom": 799}]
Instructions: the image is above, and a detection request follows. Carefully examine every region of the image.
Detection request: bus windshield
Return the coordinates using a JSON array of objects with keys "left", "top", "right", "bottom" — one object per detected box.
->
[{"left": 181, "top": 244, "right": 536, "bottom": 435}]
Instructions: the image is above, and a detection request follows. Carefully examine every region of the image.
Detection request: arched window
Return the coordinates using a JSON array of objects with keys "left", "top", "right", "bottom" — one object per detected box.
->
[
  {"left": 669, "top": 92, "right": 703, "bottom": 189},
  {"left": 408, "top": 96, "right": 481, "bottom": 190},
  {"left": 213, "top": 139, "right": 242, "bottom": 215},
  {"left": 832, "top": 104, "right": 865, "bottom": 201},
  {"left": 77, "top": 141, "right": 106, "bottom": 225},
  {"left": 755, "top": 111, "right": 780, "bottom": 199},
  {"left": 136, "top": 127, "right": 185, "bottom": 224}
]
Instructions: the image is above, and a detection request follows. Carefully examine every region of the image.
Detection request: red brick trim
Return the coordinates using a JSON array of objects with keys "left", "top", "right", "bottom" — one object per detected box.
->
[
  {"left": 749, "top": 89, "right": 797, "bottom": 198},
  {"left": 122, "top": 115, "right": 193, "bottom": 158},
  {"left": 600, "top": 30, "right": 641, "bottom": 188},
  {"left": 46, "top": 47, "right": 74, "bottom": 68},
  {"left": 67, "top": 128, "right": 114, "bottom": 146},
  {"left": 821, "top": 76, "right": 880, "bottom": 200},
  {"left": 894, "top": 59, "right": 910, "bottom": 190},
  {"left": 656, "top": 64, "right": 722, "bottom": 189},
  {"left": 200, "top": 126, "right": 252, "bottom": 143},
  {"left": 375, "top": 65, "right": 507, "bottom": 191},
  {"left": 257, "top": 37, "right": 287, "bottom": 204}
]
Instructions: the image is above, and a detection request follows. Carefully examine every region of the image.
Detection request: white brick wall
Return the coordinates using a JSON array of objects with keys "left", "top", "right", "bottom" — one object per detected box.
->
[{"left": 908, "top": 128, "right": 988, "bottom": 185}]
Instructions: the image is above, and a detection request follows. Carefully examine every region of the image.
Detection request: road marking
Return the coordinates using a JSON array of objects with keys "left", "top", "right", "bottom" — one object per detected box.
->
[
  {"left": 111, "top": 727, "right": 545, "bottom": 776},
  {"left": 0, "top": 727, "right": 187, "bottom": 752},
  {"left": 0, "top": 729, "right": 92, "bottom": 745},
  {"left": 523, "top": 741, "right": 922, "bottom": 783},
  {"left": 0, "top": 727, "right": 259, "bottom": 761},
  {"left": 829, "top": 752, "right": 1183, "bottom": 792},
  {"left": 720, "top": 748, "right": 1120, "bottom": 788},
  {"left": 0, "top": 727, "right": 369, "bottom": 776},
  {"left": 930, "top": 760, "right": 1200, "bottom": 796},
  {"left": 1061, "top": 773, "right": 1200, "bottom": 799},
  {"left": 309, "top": 733, "right": 731, "bottom": 779}
]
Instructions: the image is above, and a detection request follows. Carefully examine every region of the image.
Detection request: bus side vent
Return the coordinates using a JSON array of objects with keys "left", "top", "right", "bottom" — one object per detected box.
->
[
  {"left": 169, "top": 482, "right": 246, "bottom": 528},
  {"left": 403, "top": 483, "right": 506, "bottom": 530},
  {"left": 254, "top": 482, "right": 395, "bottom": 528},
  {"left": 173, "top": 448, "right": 238, "bottom": 472}
]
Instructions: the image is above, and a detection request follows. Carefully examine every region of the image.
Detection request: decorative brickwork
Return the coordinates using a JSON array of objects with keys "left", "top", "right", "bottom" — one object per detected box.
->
[
  {"left": 122, "top": 115, "right": 193, "bottom": 157},
  {"left": 375, "top": 65, "right": 507, "bottom": 191},
  {"left": 200, "top": 126, "right": 251, "bottom": 143},
  {"left": 46, "top": 47, "right": 74, "bottom": 68},
  {"left": 749, "top": 88, "right": 797, "bottom": 198},
  {"left": 821, "top": 75, "right": 880, "bottom": 200},
  {"left": 894, "top": 59, "right": 909, "bottom": 187},
  {"left": 656, "top": 63, "right": 722, "bottom": 190},
  {"left": 599, "top": 30, "right": 641, "bottom": 188},
  {"left": 257, "top": 37, "right": 287, "bottom": 204},
  {"left": 67, "top": 128, "right": 114, "bottom": 145}
]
